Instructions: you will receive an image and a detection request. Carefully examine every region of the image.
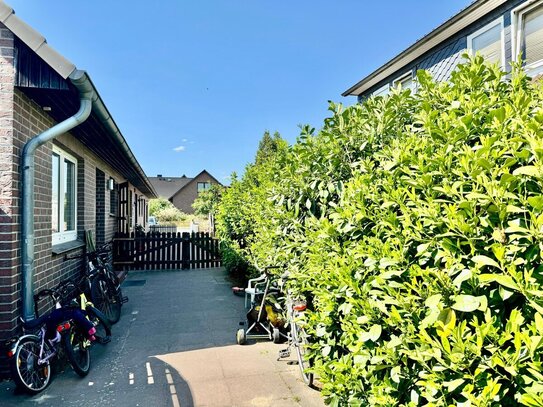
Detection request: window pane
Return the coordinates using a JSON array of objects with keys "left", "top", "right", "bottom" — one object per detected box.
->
[
  {"left": 398, "top": 76, "right": 413, "bottom": 90},
  {"left": 523, "top": 5, "right": 543, "bottom": 66},
  {"left": 197, "top": 182, "right": 210, "bottom": 192},
  {"left": 373, "top": 84, "right": 389, "bottom": 97},
  {"left": 472, "top": 23, "right": 502, "bottom": 64},
  {"left": 64, "top": 159, "right": 75, "bottom": 232},
  {"left": 52, "top": 154, "right": 60, "bottom": 234}
]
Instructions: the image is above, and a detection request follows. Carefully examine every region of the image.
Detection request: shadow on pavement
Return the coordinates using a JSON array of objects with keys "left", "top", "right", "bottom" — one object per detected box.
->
[{"left": 0, "top": 268, "right": 322, "bottom": 407}]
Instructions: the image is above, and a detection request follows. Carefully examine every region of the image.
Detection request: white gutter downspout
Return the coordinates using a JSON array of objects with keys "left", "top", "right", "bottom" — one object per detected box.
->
[{"left": 21, "top": 69, "right": 95, "bottom": 322}]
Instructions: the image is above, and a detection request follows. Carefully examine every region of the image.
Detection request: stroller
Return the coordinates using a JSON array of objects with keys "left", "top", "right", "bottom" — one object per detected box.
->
[{"left": 235, "top": 267, "right": 286, "bottom": 345}]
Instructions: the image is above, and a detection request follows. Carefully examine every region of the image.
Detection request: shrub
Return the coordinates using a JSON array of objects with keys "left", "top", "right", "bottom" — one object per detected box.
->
[
  {"left": 218, "top": 57, "right": 543, "bottom": 406},
  {"left": 216, "top": 131, "right": 288, "bottom": 280},
  {"left": 149, "top": 197, "right": 174, "bottom": 216},
  {"left": 155, "top": 206, "right": 187, "bottom": 224}
]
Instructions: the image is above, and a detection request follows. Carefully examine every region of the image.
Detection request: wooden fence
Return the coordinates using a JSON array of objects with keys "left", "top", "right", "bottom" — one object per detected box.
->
[{"left": 112, "top": 232, "right": 221, "bottom": 271}]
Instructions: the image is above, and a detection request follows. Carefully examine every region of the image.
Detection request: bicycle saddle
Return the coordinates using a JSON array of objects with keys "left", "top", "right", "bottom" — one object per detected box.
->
[{"left": 21, "top": 313, "right": 50, "bottom": 330}]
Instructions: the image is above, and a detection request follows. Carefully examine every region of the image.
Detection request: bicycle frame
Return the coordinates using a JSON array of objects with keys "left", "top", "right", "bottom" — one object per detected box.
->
[
  {"left": 276, "top": 272, "right": 314, "bottom": 386},
  {"left": 8, "top": 319, "right": 70, "bottom": 366},
  {"left": 8, "top": 333, "right": 40, "bottom": 361}
]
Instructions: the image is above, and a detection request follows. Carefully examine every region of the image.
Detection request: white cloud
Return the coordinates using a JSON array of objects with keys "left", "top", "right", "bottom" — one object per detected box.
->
[
  {"left": 182, "top": 138, "right": 188, "bottom": 142},
  {"left": 173, "top": 145, "right": 186, "bottom": 152}
]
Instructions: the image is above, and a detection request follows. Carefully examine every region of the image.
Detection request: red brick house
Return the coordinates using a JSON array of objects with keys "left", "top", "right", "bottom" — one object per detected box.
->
[
  {"left": 0, "top": 1, "right": 156, "bottom": 357},
  {"left": 149, "top": 170, "right": 221, "bottom": 214}
]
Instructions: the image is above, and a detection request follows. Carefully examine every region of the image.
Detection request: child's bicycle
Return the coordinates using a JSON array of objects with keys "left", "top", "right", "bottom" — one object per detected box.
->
[{"left": 6, "top": 279, "right": 110, "bottom": 394}]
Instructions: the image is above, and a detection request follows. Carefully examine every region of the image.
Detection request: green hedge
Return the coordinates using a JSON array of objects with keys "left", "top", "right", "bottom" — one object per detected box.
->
[
  {"left": 216, "top": 131, "right": 288, "bottom": 281},
  {"left": 218, "top": 57, "right": 543, "bottom": 406}
]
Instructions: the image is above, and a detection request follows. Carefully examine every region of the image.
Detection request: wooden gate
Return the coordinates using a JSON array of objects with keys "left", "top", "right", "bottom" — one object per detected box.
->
[{"left": 112, "top": 232, "right": 221, "bottom": 271}]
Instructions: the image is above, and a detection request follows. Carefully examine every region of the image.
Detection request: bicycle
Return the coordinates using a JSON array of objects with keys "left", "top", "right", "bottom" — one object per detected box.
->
[
  {"left": 277, "top": 271, "right": 314, "bottom": 387},
  {"left": 65, "top": 241, "right": 127, "bottom": 324},
  {"left": 45, "top": 278, "right": 112, "bottom": 345},
  {"left": 7, "top": 280, "right": 102, "bottom": 394}
]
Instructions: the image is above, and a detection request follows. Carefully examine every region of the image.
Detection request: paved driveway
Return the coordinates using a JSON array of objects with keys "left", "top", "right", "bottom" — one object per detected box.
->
[{"left": 0, "top": 268, "right": 324, "bottom": 407}]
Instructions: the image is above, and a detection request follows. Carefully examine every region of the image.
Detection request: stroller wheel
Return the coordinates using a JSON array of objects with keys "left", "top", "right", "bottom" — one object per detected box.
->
[
  {"left": 236, "top": 329, "right": 246, "bottom": 345},
  {"left": 272, "top": 328, "right": 281, "bottom": 344}
]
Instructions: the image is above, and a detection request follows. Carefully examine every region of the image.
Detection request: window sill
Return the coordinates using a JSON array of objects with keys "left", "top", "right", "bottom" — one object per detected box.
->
[
  {"left": 52, "top": 239, "right": 85, "bottom": 255},
  {"left": 109, "top": 213, "right": 117, "bottom": 218}
]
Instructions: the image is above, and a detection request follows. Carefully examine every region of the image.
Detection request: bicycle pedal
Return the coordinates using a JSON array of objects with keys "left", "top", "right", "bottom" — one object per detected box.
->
[
  {"left": 278, "top": 349, "right": 290, "bottom": 359},
  {"left": 121, "top": 296, "right": 129, "bottom": 304}
]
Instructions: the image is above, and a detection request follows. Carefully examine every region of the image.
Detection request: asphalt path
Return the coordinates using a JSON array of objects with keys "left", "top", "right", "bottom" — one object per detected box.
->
[{"left": 0, "top": 268, "right": 324, "bottom": 407}]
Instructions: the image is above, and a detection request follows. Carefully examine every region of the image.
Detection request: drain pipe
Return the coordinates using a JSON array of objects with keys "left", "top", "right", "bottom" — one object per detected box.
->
[{"left": 21, "top": 70, "right": 95, "bottom": 322}]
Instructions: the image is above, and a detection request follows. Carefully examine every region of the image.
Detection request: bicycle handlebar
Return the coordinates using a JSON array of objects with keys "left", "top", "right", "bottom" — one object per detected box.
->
[
  {"left": 34, "top": 279, "right": 78, "bottom": 302},
  {"left": 64, "top": 240, "right": 113, "bottom": 261}
]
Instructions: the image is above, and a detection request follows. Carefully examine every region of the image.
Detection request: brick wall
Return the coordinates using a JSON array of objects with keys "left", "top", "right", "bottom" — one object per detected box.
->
[
  {"left": 0, "top": 80, "right": 148, "bottom": 356},
  {"left": 96, "top": 168, "right": 105, "bottom": 244},
  {"left": 0, "top": 24, "right": 17, "bottom": 343},
  {"left": 0, "top": 23, "right": 151, "bottom": 378}
]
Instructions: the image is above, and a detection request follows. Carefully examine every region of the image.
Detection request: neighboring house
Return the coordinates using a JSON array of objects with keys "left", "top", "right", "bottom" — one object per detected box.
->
[
  {"left": 0, "top": 1, "right": 156, "bottom": 365},
  {"left": 149, "top": 170, "right": 221, "bottom": 214},
  {"left": 343, "top": 0, "right": 541, "bottom": 100}
]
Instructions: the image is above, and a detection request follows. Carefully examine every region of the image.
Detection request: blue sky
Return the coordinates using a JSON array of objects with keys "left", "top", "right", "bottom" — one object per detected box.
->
[{"left": 8, "top": 0, "right": 470, "bottom": 183}]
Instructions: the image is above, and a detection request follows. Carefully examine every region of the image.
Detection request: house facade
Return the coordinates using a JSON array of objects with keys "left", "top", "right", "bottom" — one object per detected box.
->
[
  {"left": 343, "top": 0, "right": 541, "bottom": 100},
  {"left": 0, "top": 1, "right": 156, "bottom": 366},
  {"left": 149, "top": 170, "right": 221, "bottom": 214}
]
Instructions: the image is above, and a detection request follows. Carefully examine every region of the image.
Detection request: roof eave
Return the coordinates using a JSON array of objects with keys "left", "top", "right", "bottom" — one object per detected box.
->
[
  {"left": 169, "top": 170, "right": 222, "bottom": 200},
  {"left": 0, "top": 2, "right": 75, "bottom": 79},
  {"left": 0, "top": 2, "right": 157, "bottom": 199},
  {"left": 342, "top": 0, "right": 508, "bottom": 97}
]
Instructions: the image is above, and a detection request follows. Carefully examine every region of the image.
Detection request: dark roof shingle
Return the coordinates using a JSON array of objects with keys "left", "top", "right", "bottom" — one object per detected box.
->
[{"left": 148, "top": 176, "right": 193, "bottom": 199}]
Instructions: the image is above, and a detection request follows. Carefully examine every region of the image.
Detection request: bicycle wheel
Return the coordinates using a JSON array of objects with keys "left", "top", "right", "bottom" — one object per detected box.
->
[
  {"left": 63, "top": 328, "right": 91, "bottom": 377},
  {"left": 291, "top": 320, "right": 314, "bottom": 386},
  {"left": 104, "top": 266, "right": 120, "bottom": 286},
  {"left": 86, "top": 305, "right": 112, "bottom": 344},
  {"left": 10, "top": 337, "right": 51, "bottom": 394},
  {"left": 91, "top": 274, "right": 121, "bottom": 324}
]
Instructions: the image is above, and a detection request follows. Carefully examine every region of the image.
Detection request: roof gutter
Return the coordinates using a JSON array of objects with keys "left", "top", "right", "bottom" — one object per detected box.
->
[
  {"left": 342, "top": 0, "right": 507, "bottom": 97},
  {"left": 89, "top": 88, "right": 157, "bottom": 198},
  {"left": 0, "top": 2, "right": 156, "bottom": 198},
  {"left": 21, "top": 70, "right": 95, "bottom": 322}
]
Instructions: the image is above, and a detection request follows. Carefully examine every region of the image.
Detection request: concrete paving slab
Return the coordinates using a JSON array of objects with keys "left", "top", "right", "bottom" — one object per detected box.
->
[
  {"left": 0, "top": 268, "right": 324, "bottom": 407},
  {"left": 225, "top": 373, "right": 292, "bottom": 405},
  {"left": 185, "top": 378, "right": 233, "bottom": 406}
]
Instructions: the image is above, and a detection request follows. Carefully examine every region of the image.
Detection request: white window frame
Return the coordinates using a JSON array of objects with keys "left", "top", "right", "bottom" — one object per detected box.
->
[
  {"left": 372, "top": 83, "right": 390, "bottom": 97},
  {"left": 466, "top": 16, "right": 505, "bottom": 68},
  {"left": 393, "top": 72, "right": 414, "bottom": 91},
  {"left": 512, "top": 0, "right": 543, "bottom": 76},
  {"left": 52, "top": 145, "right": 78, "bottom": 245}
]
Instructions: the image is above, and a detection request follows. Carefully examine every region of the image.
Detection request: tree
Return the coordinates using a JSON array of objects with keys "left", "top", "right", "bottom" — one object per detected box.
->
[
  {"left": 215, "top": 131, "right": 288, "bottom": 280},
  {"left": 149, "top": 198, "right": 186, "bottom": 224},
  {"left": 192, "top": 184, "right": 224, "bottom": 232},
  {"left": 149, "top": 198, "right": 174, "bottom": 216},
  {"left": 255, "top": 131, "right": 285, "bottom": 166}
]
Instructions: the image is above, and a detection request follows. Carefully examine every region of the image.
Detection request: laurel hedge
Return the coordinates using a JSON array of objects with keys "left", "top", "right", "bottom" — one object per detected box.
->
[{"left": 217, "top": 57, "right": 543, "bottom": 406}]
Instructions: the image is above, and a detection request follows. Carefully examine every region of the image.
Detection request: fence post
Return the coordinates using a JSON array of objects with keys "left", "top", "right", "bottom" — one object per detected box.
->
[{"left": 181, "top": 232, "right": 190, "bottom": 269}]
